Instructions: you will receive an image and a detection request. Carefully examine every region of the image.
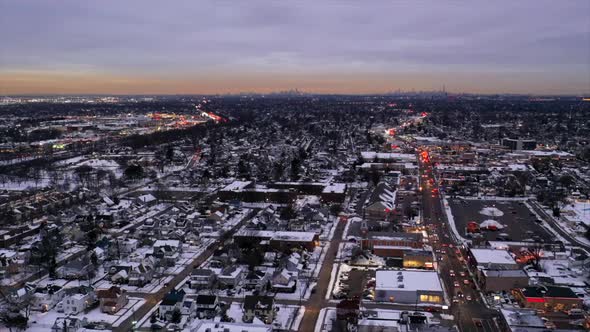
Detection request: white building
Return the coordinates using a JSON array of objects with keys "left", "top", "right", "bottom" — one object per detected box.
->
[
  {"left": 374, "top": 270, "right": 443, "bottom": 304},
  {"left": 469, "top": 248, "right": 519, "bottom": 270},
  {"left": 61, "top": 292, "right": 92, "bottom": 315}
]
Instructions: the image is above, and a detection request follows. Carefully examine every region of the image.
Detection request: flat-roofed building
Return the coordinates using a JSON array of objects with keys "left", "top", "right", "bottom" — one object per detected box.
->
[{"left": 375, "top": 270, "right": 443, "bottom": 304}]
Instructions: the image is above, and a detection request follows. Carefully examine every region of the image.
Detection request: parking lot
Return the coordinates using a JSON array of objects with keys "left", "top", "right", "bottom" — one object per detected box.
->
[
  {"left": 333, "top": 266, "right": 374, "bottom": 301},
  {"left": 448, "top": 199, "right": 553, "bottom": 242}
]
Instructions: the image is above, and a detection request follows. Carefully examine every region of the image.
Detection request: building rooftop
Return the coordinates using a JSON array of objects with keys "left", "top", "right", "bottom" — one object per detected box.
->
[
  {"left": 376, "top": 270, "right": 442, "bottom": 292},
  {"left": 470, "top": 248, "right": 517, "bottom": 266}
]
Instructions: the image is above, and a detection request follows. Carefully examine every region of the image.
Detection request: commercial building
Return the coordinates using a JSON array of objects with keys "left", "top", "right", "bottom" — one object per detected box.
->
[
  {"left": 513, "top": 285, "right": 583, "bottom": 311},
  {"left": 374, "top": 270, "right": 443, "bottom": 304},
  {"left": 362, "top": 232, "right": 422, "bottom": 251},
  {"left": 234, "top": 230, "right": 320, "bottom": 251},
  {"left": 502, "top": 138, "right": 536, "bottom": 150},
  {"left": 478, "top": 269, "right": 529, "bottom": 292},
  {"left": 468, "top": 248, "right": 519, "bottom": 270}
]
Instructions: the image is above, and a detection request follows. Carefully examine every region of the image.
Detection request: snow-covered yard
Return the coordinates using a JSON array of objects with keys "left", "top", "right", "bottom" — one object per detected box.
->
[{"left": 27, "top": 297, "right": 145, "bottom": 331}]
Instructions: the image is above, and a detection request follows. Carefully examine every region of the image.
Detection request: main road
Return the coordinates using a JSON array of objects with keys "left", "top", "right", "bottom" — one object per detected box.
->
[{"left": 418, "top": 149, "right": 501, "bottom": 332}]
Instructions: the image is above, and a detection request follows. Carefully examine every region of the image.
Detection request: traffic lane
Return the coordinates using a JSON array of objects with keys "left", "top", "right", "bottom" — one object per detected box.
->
[
  {"left": 421, "top": 159, "right": 502, "bottom": 332},
  {"left": 297, "top": 220, "right": 346, "bottom": 332},
  {"left": 425, "top": 206, "right": 480, "bottom": 305}
]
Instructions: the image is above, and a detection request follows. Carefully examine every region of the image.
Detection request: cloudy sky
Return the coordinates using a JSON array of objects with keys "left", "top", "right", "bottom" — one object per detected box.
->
[{"left": 1, "top": 0, "right": 589, "bottom": 95}]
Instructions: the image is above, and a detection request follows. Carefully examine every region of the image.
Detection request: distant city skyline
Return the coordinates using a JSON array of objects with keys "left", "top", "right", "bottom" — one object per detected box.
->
[{"left": 1, "top": 0, "right": 589, "bottom": 95}]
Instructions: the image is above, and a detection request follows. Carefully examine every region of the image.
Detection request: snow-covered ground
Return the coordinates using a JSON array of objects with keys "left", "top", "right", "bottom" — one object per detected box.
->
[
  {"left": 314, "top": 308, "right": 336, "bottom": 332},
  {"left": 542, "top": 200, "right": 590, "bottom": 247},
  {"left": 224, "top": 302, "right": 302, "bottom": 330},
  {"left": 27, "top": 297, "right": 145, "bottom": 331},
  {"left": 479, "top": 206, "right": 504, "bottom": 217},
  {"left": 441, "top": 195, "right": 467, "bottom": 244}
]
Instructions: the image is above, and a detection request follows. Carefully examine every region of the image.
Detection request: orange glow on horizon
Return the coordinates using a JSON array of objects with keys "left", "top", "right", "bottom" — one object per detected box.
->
[{"left": 0, "top": 70, "right": 588, "bottom": 95}]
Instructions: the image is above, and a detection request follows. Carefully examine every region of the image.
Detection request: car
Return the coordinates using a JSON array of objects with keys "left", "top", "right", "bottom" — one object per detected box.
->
[
  {"left": 459, "top": 271, "right": 466, "bottom": 277},
  {"left": 425, "top": 306, "right": 441, "bottom": 313},
  {"left": 333, "top": 291, "right": 348, "bottom": 299},
  {"left": 449, "top": 270, "right": 455, "bottom": 277},
  {"left": 452, "top": 296, "right": 459, "bottom": 303},
  {"left": 466, "top": 295, "right": 472, "bottom": 301},
  {"left": 454, "top": 281, "right": 460, "bottom": 287},
  {"left": 463, "top": 279, "right": 470, "bottom": 285},
  {"left": 544, "top": 322, "right": 556, "bottom": 329}
]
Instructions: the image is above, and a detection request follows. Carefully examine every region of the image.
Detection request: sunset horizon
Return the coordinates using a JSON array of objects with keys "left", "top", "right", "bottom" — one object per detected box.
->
[{"left": 1, "top": 1, "right": 589, "bottom": 96}]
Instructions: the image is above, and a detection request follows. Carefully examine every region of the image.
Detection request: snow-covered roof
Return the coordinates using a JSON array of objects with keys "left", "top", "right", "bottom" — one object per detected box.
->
[
  {"left": 376, "top": 270, "right": 442, "bottom": 292},
  {"left": 236, "top": 230, "right": 317, "bottom": 242},
  {"left": 273, "top": 231, "right": 317, "bottom": 242},
  {"left": 221, "top": 181, "right": 252, "bottom": 191},
  {"left": 189, "top": 321, "right": 271, "bottom": 332},
  {"left": 519, "top": 150, "right": 574, "bottom": 157},
  {"left": 153, "top": 239, "right": 180, "bottom": 248},
  {"left": 137, "top": 194, "right": 156, "bottom": 203},
  {"left": 361, "top": 151, "right": 416, "bottom": 162},
  {"left": 470, "top": 248, "right": 517, "bottom": 266},
  {"left": 322, "top": 183, "right": 346, "bottom": 194}
]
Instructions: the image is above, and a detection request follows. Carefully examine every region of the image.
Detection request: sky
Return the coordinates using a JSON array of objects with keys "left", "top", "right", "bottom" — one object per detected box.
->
[{"left": 1, "top": 0, "right": 589, "bottom": 95}]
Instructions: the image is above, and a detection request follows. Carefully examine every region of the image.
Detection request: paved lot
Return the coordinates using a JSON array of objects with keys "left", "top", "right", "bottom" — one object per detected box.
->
[
  {"left": 345, "top": 269, "right": 369, "bottom": 299},
  {"left": 448, "top": 199, "right": 552, "bottom": 242}
]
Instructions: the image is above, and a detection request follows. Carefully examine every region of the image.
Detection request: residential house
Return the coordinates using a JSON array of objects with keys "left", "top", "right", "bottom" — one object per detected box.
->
[
  {"left": 271, "top": 269, "right": 297, "bottom": 293},
  {"left": 159, "top": 289, "right": 186, "bottom": 320},
  {"left": 108, "top": 263, "right": 133, "bottom": 283},
  {"left": 136, "top": 194, "right": 157, "bottom": 206},
  {"left": 60, "top": 286, "right": 96, "bottom": 315},
  {"left": 153, "top": 239, "right": 182, "bottom": 267},
  {"left": 190, "top": 268, "right": 216, "bottom": 290},
  {"left": 0, "top": 249, "right": 19, "bottom": 277},
  {"left": 208, "top": 209, "right": 225, "bottom": 222},
  {"left": 244, "top": 269, "right": 271, "bottom": 291},
  {"left": 128, "top": 261, "right": 154, "bottom": 287},
  {"left": 92, "top": 247, "right": 105, "bottom": 263},
  {"left": 286, "top": 253, "right": 303, "bottom": 272},
  {"left": 182, "top": 299, "right": 196, "bottom": 317},
  {"left": 32, "top": 285, "right": 65, "bottom": 312},
  {"left": 97, "top": 286, "right": 128, "bottom": 314},
  {"left": 218, "top": 265, "right": 244, "bottom": 289},
  {"left": 196, "top": 295, "right": 218, "bottom": 314},
  {"left": 119, "top": 238, "right": 139, "bottom": 255},
  {"left": 59, "top": 256, "right": 93, "bottom": 280},
  {"left": 365, "top": 182, "right": 396, "bottom": 220},
  {"left": 51, "top": 317, "right": 82, "bottom": 332},
  {"left": 243, "top": 295, "right": 275, "bottom": 323}
]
